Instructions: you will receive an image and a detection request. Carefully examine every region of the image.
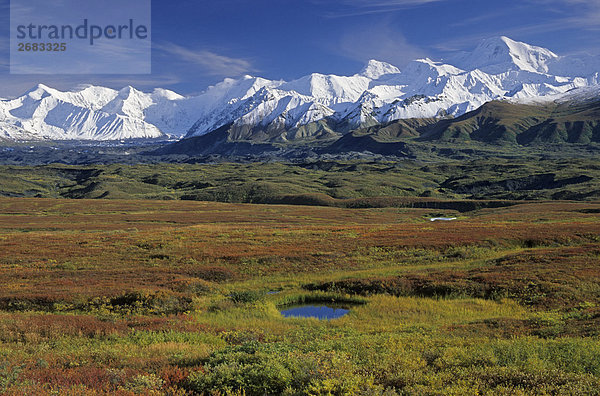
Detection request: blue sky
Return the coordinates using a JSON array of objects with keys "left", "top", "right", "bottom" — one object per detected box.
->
[{"left": 1, "top": 0, "right": 599, "bottom": 96}]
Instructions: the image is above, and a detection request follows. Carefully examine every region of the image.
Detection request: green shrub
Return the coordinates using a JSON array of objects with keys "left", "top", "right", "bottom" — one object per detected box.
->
[
  {"left": 0, "top": 362, "right": 22, "bottom": 393},
  {"left": 229, "top": 291, "right": 266, "bottom": 304},
  {"left": 185, "top": 342, "right": 380, "bottom": 396},
  {"left": 125, "top": 373, "right": 164, "bottom": 393}
]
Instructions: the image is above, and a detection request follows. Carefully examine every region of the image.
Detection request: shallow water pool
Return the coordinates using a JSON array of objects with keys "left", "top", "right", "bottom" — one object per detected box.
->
[{"left": 280, "top": 304, "right": 350, "bottom": 319}]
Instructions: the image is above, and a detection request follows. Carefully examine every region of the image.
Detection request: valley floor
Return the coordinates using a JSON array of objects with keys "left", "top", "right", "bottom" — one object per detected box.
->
[{"left": 0, "top": 198, "right": 599, "bottom": 394}]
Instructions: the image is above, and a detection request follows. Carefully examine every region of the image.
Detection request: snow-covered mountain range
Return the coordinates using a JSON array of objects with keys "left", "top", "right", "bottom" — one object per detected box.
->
[{"left": 1, "top": 36, "right": 599, "bottom": 142}]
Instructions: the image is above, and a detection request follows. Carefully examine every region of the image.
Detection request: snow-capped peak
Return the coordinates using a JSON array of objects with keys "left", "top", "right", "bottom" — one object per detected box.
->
[
  {"left": 453, "top": 36, "right": 559, "bottom": 74},
  {"left": 152, "top": 88, "right": 184, "bottom": 101},
  {"left": 359, "top": 60, "right": 401, "bottom": 79},
  {"left": 0, "top": 36, "right": 598, "bottom": 142},
  {"left": 402, "top": 58, "right": 463, "bottom": 78},
  {"left": 26, "top": 83, "right": 56, "bottom": 99}
]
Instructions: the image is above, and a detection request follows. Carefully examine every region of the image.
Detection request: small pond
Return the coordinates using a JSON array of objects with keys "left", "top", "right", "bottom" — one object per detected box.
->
[{"left": 280, "top": 304, "right": 350, "bottom": 319}]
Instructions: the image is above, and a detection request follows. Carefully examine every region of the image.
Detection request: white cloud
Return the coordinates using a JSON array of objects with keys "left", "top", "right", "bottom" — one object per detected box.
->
[
  {"left": 343, "top": 0, "right": 443, "bottom": 5},
  {"left": 338, "top": 24, "right": 426, "bottom": 67},
  {"left": 317, "top": 0, "right": 446, "bottom": 16},
  {"left": 527, "top": 0, "right": 600, "bottom": 29},
  {"left": 155, "top": 43, "right": 254, "bottom": 77}
]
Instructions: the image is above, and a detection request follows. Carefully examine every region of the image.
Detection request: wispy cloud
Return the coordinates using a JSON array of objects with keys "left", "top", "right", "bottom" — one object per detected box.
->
[
  {"left": 341, "top": 0, "right": 444, "bottom": 6},
  {"left": 448, "top": 7, "right": 528, "bottom": 29},
  {"left": 338, "top": 23, "right": 426, "bottom": 67},
  {"left": 433, "top": 0, "right": 600, "bottom": 55},
  {"left": 154, "top": 43, "right": 255, "bottom": 77},
  {"left": 314, "top": 0, "right": 446, "bottom": 17},
  {"left": 528, "top": 0, "right": 600, "bottom": 29}
]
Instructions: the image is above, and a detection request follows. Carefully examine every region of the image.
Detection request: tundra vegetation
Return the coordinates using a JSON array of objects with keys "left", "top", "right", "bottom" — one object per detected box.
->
[{"left": 0, "top": 160, "right": 599, "bottom": 395}]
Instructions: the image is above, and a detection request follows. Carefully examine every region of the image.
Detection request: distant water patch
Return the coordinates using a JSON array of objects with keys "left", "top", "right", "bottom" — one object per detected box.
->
[
  {"left": 280, "top": 304, "right": 349, "bottom": 319},
  {"left": 430, "top": 217, "right": 457, "bottom": 222}
]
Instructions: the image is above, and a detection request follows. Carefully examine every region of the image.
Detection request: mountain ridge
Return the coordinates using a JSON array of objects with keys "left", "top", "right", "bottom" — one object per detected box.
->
[{"left": 0, "top": 36, "right": 599, "bottom": 142}]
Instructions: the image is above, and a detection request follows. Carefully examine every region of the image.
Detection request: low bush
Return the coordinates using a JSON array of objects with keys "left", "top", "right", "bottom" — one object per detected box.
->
[
  {"left": 192, "top": 266, "right": 238, "bottom": 282},
  {"left": 229, "top": 291, "right": 266, "bottom": 304}
]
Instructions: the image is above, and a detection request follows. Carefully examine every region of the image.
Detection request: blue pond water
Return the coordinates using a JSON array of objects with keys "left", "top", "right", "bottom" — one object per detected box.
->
[{"left": 280, "top": 304, "right": 350, "bottom": 319}]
